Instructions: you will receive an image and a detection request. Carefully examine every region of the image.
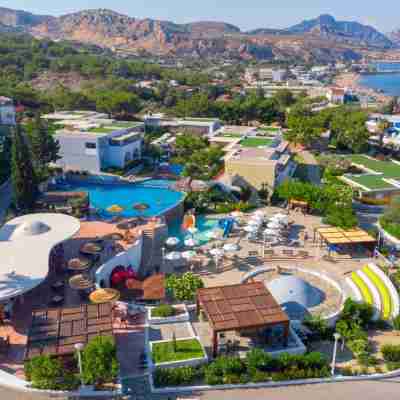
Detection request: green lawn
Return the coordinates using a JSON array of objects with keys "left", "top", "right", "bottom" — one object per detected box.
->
[
  {"left": 152, "top": 339, "right": 205, "bottom": 363},
  {"left": 221, "top": 133, "right": 243, "bottom": 138},
  {"left": 343, "top": 174, "right": 396, "bottom": 190},
  {"left": 348, "top": 155, "right": 400, "bottom": 179},
  {"left": 239, "top": 137, "right": 274, "bottom": 147}
]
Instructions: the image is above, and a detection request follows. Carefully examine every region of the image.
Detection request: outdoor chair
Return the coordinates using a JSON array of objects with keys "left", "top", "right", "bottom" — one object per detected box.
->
[
  {"left": 282, "top": 249, "right": 294, "bottom": 258},
  {"left": 297, "top": 250, "right": 310, "bottom": 258},
  {"left": 263, "top": 249, "right": 275, "bottom": 258}
]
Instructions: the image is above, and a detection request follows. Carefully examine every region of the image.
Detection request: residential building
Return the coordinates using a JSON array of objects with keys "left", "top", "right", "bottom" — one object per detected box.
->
[
  {"left": 224, "top": 140, "right": 296, "bottom": 190},
  {"left": 143, "top": 114, "right": 221, "bottom": 136},
  {"left": 43, "top": 111, "right": 144, "bottom": 172},
  {"left": 0, "top": 96, "right": 16, "bottom": 125},
  {"left": 327, "top": 87, "right": 346, "bottom": 104},
  {"left": 272, "top": 69, "right": 288, "bottom": 82}
]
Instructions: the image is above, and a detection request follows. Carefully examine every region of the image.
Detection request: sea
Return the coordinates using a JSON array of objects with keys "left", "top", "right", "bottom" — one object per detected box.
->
[{"left": 359, "top": 62, "right": 400, "bottom": 97}]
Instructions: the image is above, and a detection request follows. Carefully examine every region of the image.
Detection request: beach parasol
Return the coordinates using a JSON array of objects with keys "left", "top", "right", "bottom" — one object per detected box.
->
[
  {"left": 206, "top": 230, "right": 220, "bottom": 240},
  {"left": 107, "top": 204, "right": 124, "bottom": 213},
  {"left": 263, "top": 228, "right": 279, "bottom": 236},
  {"left": 80, "top": 241, "right": 104, "bottom": 255},
  {"left": 223, "top": 243, "right": 239, "bottom": 252},
  {"left": 267, "top": 221, "right": 281, "bottom": 230},
  {"left": 165, "top": 251, "right": 182, "bottom": 261},
  {"left": 254, "top": 210, "right": 265, "bottom": 217},
  {"left": 133, "top": 203, "right": 149, "bottom": 211},
  {"left": 274, "top": 212, "right": 288, "bottom": 220},
  {"left": 165, "top": 236, "right": 180, "bottom": 247},
  {"left": 89, "top": 288, "right": 120, "bottom": 304},
  {"left": 209, "top": 248, "right": 224, "bottom": 258},
  {"left": 69, "top": 274, "right": 94, "bottom": 290},
  {"left": 182, "top": 250, "right": 197, "bottom": 260},
  {"left": 184, "top": 237, "right": 199, "bottom": 247},
  {"left": 67, "top": 256, "right": 91, "bottom": 271},
  {"left": 244, "top": 225, "right": 258, "bottom": 233}
]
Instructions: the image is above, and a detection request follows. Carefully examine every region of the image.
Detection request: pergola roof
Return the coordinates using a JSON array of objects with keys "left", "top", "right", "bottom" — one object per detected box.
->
[
  {"left": 315, "top": 226, "right": 376, "bottom": 245},
  {"left": 25, "top": 303, "right": 113, "bottom": 360},
  {"left": 197, "top": 282, "right": 289, "bottom": 332}
]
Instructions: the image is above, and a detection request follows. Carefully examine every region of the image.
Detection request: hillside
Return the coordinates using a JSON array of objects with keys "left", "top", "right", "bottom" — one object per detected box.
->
[{"left": 0, "top": 8, "right": 394, "bottom": 62}]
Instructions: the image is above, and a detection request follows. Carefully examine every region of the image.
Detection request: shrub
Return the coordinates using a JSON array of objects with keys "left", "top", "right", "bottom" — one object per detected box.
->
[
  {"left": 303, "top": 314, "right": 330, "bottom": 340},
  {"left": 204, "top": 356, "right": 246, "bottom": 385},
  {"left": 246, "top": 348, "right": 277, "bottom": 373},
  {"left": 340, "top": 366, "right": 354, "bottom": 376},
  {"left": 81, "top": 336, "right": 119, "bottom": 385},
  {"left": 152, "top": 304, "right": 176, "bottom": 318},
  {"left": 153, "top": 366, "right": 197, "bottom": 387},
  {"left": 341, "top": 298, "right": 374, "bottom": 328},
  {"left": 381, "top": 344, "right": 400, "bottom": 363},
  {"left": 24, "top": 355, "right": 78, "bottom": 390},
  {"left": 386, "top": 361, "right": 400, "bottom": 371},
  {"left": 166, "top": 272, "right": 204, "bottom": 301},
  {"left": 393, "top": 315, "right": 400, "bottom": 331}
]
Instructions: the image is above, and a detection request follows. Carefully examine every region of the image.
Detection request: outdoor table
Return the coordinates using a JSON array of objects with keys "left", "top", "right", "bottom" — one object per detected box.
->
[
  {"left": 51, "top": 281, "right": 65, "bottom": 290},
  {"left": 89, "top": 288, "right": 120, "bottom": 304},
  {"left": 102, "top": 232, "right": 124, "bottom": 241},
  {"left": 69, "top": 274, "right": 94, "bottom": 290},
  {"left": 67, "top": 256, "right": 92, "bottom": 272}
]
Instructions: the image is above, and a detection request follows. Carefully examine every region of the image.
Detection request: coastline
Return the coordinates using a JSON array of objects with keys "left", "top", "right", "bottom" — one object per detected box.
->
[{"left": 334, "top": 72, "right": 391, "bottom": 104}]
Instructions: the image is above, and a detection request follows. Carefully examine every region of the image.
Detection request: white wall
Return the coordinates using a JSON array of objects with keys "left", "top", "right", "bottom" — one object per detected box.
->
[
  {"left": 95, "top": 234, "right": 143, "bottom": 287},
  {"left": 105, "top": 139, "right": 142, "bottom": 168}
]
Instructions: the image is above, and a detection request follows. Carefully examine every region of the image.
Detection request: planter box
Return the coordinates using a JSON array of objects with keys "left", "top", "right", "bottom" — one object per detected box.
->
[
  {"left": 149, "top": 337, "right": 208, "bottom": 370},
  {"left": 148, "top": 304, "right": 190, "bottom": 325}
]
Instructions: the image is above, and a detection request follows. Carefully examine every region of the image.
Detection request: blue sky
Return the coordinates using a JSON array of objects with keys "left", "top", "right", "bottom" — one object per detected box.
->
[{"left": 2, "top": 0, "right": 398, "bottom": 32}]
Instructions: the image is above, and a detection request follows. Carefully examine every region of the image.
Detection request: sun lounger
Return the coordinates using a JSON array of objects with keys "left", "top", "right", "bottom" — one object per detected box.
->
[
  {"left": 297, "top": 250, "right": 310, "bottom": 258},
  {"left": 282, "top": 249, "right": 294, "bottom": 257}
]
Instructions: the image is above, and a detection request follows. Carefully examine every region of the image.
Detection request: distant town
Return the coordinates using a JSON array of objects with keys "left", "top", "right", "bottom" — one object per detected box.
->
[{"left": 2, "top": 7, "right": 400, "bottom": 400}]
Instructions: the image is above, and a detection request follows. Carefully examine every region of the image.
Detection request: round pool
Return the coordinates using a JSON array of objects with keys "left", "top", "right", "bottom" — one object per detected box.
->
[{"left": 56, "top": 179, "right": 185, "bottom": 218}]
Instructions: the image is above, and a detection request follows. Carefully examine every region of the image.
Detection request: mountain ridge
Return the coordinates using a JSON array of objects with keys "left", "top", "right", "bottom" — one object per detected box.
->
[{"left": 0, "top": 8, "right": 395, "bottom": 62}]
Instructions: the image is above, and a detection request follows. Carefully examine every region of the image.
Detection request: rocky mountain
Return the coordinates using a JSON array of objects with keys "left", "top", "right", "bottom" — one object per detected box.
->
[
  {"left": 283, "top": 14, "right": 393, "bottom": 48},
  {"left": 388, "top": 29, "right": 400, "bottom": 47},
  {"left": 0, "top": 8, "right": 394, "bottom": 62}
]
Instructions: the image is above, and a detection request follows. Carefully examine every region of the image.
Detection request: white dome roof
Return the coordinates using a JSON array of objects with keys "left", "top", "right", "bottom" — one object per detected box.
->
[
  {"left": 266, "top": 276, "right": 324, "bottom": 319},
  {"left": 14, "top": 220, "right": 51, "bottom": 237}
]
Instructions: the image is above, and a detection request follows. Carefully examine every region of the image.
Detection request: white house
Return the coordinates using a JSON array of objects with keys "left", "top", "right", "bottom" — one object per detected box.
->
[{"left": 0, "top": 96, "right": 16, "bottom": 125}]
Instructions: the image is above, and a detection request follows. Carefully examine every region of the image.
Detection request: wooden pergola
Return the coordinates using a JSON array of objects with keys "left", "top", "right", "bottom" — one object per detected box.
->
[
  {"left": 314, "top": 226, "right": 377, "bottom": 255},
  {"left": 197, "top": 282, "right": 290, "bottom": 357}
]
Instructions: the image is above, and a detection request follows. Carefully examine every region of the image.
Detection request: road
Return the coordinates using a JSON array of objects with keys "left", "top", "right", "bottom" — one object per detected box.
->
[{"left": 2, "top": 377, "right": 400, "bottom": 400}]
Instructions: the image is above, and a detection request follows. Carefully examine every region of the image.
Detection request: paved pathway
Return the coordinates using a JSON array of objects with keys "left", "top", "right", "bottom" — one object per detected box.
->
[{"left": 301, "top": 150, "right": 321, "bottom": 185}]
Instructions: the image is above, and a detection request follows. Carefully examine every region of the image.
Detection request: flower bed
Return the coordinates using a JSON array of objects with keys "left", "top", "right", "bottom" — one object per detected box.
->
[
  {"left": 148, "top": 304, "right": 190, "bottom": 325},
  {"left": 151, "top": 338, "right": 205, "bottom": 364}
]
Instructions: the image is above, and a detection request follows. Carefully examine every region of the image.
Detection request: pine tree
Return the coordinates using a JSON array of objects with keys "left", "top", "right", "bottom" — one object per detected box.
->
[
  {"left": 11, "top": 125, "right": 38, "bottom": 211},
  {"left": 27, "top": 114, "right": 60, "bottom": 178}
]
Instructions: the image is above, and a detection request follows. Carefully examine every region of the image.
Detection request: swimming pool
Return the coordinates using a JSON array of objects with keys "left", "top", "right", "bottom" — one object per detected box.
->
[
  {"left": 169, "top": 215, "right": 221, "bottom": 244},
  {"left": 56, "top": 179, "right": 185, "bottom": 218}
]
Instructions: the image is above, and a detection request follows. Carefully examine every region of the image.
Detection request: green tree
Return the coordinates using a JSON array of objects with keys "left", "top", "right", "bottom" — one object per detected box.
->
[
  {"left": 26, "top": 114, "right": 60, "bottom": 179},
  {"left": 94, "top": 90, "right": 141, "bottom": 117},
  {"left": 11, "top": 125, "right": 38, "bottom": 211},
  {"left": 377, "top": 118, "right": 391, "bottom": 150}
]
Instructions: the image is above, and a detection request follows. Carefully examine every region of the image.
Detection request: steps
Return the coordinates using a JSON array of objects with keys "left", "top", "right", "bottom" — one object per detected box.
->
[{"left": 348, "top": 264, "right": 400, "bottom": 321}]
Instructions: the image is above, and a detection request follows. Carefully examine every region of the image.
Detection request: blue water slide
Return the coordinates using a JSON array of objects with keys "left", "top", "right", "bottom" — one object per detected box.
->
[{"left": 219, "top": 218, "right": 234, "bottom": 238}]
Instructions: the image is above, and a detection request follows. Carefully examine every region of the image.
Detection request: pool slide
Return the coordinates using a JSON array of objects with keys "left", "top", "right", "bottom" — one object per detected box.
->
[{"left": 219, "top": 218, "right": 235, "bottom": 238}]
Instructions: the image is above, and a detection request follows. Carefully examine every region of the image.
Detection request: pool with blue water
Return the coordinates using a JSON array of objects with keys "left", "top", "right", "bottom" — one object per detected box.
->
[{"left": 56, "top": 179, "right": 185, "bottom": 218}]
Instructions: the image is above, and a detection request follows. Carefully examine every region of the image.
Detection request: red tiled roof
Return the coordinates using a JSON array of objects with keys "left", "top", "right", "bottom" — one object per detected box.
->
[{"left": 197, "top": 282, "right": 289, "bottom": 332}]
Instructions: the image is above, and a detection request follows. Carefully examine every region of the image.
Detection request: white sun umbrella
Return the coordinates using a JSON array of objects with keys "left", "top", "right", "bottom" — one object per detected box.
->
[
  {"left": 165, "top": 236, "right": 180, "bottom": 247},
  {"left": 165, "top": 251, "right": 182, "bottom": 261},
  {"left": 209, "top": 248, "right": 225, "bottom": 258},
  {"left": 267, "top": 221, "right": 281, "bottom": 230},
  {"left": 184, "top": 237, "right": 199, "bottom": 248},
  {"left": 248, "top": 219, "right": 262, "bottom": 227},
  {"left": 254, "top": 210, "right": 265, "bottom": 217},
  {"left": 250, "top": 215, "right": 264, "bottom": 223},
  {"left": 182, "top": 250, "right": 197, "bottom": 260},
  {"left": 187, "top": 227, "right": 198, "bottom": 235},
  {"left": 223, "top": 243, "right": 239, "bottom": 252},
  {"left": 206, "top": 230, "right": 220, "bottom": 240},
  {"left": 230, "top": 211, "right": 243, "bottom": 218},
  {"left": 263, "top": 228, "right": 279, "bottom": 236},
  {"left": 274, "top": 212, "right": 288, "bottom": 220},
  {"left": 244, "top": 225, "right": 258, "bottom": 233}
]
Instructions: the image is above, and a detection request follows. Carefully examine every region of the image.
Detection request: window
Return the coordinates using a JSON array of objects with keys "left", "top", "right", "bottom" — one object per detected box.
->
[{"left": 85, "top": 142, "right": 97, "bottom": 149}]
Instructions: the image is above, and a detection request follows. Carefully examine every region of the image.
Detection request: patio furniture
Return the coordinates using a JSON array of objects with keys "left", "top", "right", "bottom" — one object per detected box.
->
[
  {"left": 67, "top": 256, "right": 92, "bottom": 273},
  {"left": 263, "top": 249, "right": 275, "bottom": 258},
  {"left": 248, "top": 250, "right": 259, "bottom": 257},
  {"left": 69, "top": 274, "right": 94, "bottom": 291},
  {"left": 282, "top": 249, "right": 294, "bottom": 258},
  {"left": 297, "top": 250, "right": 310, "bottom": 258},
  {"left": 80, "top": 242, "right": 104, "bottom": 256},
  {"left": 50, "top": 295, "right": 64, "bottom": 306},
  {"left": 51, "top": 281, "right": 65, "bottom": 291}
]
